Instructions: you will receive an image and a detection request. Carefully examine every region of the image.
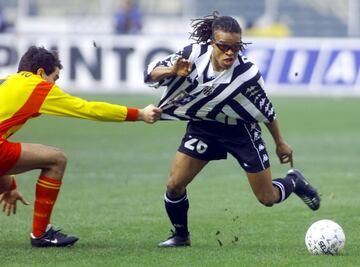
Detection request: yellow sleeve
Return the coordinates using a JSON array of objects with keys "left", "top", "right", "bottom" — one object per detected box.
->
[{"left": 39, "top": 85, "right": 136, "bottom": 122}]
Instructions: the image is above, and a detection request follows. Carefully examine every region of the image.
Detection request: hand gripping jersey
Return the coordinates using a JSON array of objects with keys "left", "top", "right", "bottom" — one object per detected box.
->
[
  {"left": 0, "top": 72, "right": 133, "bottom": 143},
  {"left": 144, "top": 43, "right": 276, "bottom": 125}
]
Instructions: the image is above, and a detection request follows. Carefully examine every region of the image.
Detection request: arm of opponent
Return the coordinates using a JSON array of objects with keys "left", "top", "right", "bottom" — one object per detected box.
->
[{"left": 39, "top": 86, "right": 162, "bottom": 124}]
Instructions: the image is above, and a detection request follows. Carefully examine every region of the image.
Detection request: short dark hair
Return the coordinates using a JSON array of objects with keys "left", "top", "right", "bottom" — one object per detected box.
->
[{"left": 17, "top": 46, "right": 63, "bottom": 75}]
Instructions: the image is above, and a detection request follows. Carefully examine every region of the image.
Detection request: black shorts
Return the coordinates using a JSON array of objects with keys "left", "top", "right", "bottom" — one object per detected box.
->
[{"left": 178, "top": 121, "right": 270, "bottom": 173}]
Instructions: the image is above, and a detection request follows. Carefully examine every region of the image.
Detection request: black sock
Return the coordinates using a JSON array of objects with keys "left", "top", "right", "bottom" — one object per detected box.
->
[
  {"left": 164, "top": 191, "right": 189, "bottom": 237},
  {"left": 272, "top": 174, "right": 296, "bottom": 203}
]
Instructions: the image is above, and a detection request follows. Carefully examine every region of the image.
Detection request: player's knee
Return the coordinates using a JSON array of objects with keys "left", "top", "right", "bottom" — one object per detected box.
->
[
  {"left": 55, "top": 150, "right": 67, "bottom": 168},
  {"left": 256, "top": 193, "right": 276, "bottom": 207},
  {"left": 166, "top": 180, "right": 186, "bottom": 198},
  {"left": 49, "top": 149, "right": 67, "bottom": 177}
]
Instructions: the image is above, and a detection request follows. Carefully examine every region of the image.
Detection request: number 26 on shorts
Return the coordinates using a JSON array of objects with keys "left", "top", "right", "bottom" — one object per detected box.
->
[{"left": 184, "top": 138, "right": 208, "bottom": 154}]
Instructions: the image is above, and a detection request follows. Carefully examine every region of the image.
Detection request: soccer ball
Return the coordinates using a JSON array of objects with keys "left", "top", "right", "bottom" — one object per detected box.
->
[{"left": 305, "top": 219, "right": 345, "bottom": 255}]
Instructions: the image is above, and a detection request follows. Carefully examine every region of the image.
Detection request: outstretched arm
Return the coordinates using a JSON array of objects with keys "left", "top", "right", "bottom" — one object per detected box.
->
[{"left": 39, "top": 85, "right": 162, "bottom": 123}]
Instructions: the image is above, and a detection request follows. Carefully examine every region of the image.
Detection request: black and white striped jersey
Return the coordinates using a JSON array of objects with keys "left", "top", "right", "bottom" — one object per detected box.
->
[{"left": 144, "top": 43, "right": 276, "bottom": 125}]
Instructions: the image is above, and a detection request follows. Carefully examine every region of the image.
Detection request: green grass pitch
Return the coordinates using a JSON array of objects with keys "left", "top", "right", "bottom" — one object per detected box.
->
[{"left": 1, "top": 95, "right": 359, "bottom": 267}]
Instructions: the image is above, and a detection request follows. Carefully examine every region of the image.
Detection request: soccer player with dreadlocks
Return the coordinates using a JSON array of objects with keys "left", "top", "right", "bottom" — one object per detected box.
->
[{"left": 144, "top": 12, "right": 321, "bottom": 247}]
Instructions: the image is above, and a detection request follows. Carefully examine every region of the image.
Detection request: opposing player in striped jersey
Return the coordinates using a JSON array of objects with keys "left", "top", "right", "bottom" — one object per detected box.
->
[
  {"left": 144, "top": 13, "right": 320, "bottom": 247},
  {"left": 0, "top": 46, "right": 162, "bottom": 247}
]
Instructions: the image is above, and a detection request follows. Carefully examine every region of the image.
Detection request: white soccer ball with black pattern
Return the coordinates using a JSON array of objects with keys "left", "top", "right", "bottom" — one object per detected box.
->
[{"left": 305, "top": 219, "right": 345, "bottom": 255}]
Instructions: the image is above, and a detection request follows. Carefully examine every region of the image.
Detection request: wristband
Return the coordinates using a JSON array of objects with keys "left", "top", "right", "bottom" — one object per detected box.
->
[{"left": 125, "top": 108, "right": 139, "bottom": 121}]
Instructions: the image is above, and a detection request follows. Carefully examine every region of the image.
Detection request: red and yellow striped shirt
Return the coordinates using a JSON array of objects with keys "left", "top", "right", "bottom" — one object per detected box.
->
[{"left": 0, "top": 71, "right": 138, "bottom": 143}]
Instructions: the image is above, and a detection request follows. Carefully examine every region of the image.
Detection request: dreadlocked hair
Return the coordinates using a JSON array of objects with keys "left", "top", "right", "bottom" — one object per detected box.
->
[
  {"left": 189, "top": 11, "right": 219, "bottom": 43},
  {"left": 189, "top": 11, "right": 250, "bottom": 51}
]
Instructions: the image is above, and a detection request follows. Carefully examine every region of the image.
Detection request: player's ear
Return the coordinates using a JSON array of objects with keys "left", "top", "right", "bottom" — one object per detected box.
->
[{"left": 36, "top": 68, "right": 45, "bottom": 76}]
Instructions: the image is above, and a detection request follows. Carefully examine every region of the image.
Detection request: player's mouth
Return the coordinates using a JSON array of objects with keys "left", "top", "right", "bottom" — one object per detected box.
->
[{"left": 223, "top": 57, "right": 234, "bottom": 66}]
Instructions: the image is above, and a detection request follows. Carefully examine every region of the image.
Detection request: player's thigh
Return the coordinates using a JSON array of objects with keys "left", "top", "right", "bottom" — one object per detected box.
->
[
  {"left": 7, "top": 143, "right": 67, "bottom": 174},
  {"left": 246, "top": 168, "right": 275, "bottom": 196},
  {"left": 168, "top": 151, "right": 208, "bottom": 188}
]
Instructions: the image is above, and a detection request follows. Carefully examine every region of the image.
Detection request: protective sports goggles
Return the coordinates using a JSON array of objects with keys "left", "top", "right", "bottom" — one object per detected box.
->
[{"left": 212, "top": 40, "right": 251, "bottom": 52}]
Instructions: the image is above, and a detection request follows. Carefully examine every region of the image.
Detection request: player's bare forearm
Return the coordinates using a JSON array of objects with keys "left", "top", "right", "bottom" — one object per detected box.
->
[
  {"left": 0, "top": 175, "right": 13, "bottom": 194},
  {"left": 265, "top": 119, "right": 293, "bottom": 164},
  {"left": 265, "top": 119, "right": 285, "bottom": 146},
  {"left": 149, "top": 57, "right": 192, "bottom": 82},
  {"left": 149, "top": 66, "right": 176, "bottom": 82}
]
